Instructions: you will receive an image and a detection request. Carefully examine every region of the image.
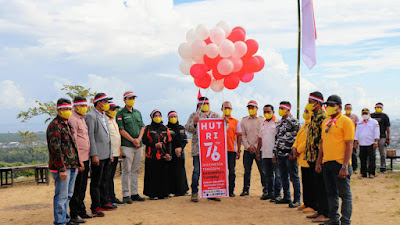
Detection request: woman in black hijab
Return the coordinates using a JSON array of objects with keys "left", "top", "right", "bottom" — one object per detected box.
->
[
  {"left": 142, "top": 109, "right": 172, "bottom": 200},
  {"left": 166, "top": 111, "right": 189, "bottom": 196}
]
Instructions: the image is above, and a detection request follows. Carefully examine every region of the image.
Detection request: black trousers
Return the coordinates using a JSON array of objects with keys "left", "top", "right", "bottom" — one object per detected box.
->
[
  {"left": 227, "top": 152, "right": 237, "bottom": 193},
  {"left": 308, "top": 162, "right": 329, "bottom": 216},
  {"left": 360, "top": 145, "right": 376, "bottom": 176},
  {"left": 108, "top": 157, "right": 119, "bottom": 200},
  {"left": 301, "top": 167, "right": 313, "bottom": 208},
  {"left": 351, "top": 146, "right": 358, "bottom": 171},
  {"left": 90, "top": 158, "right": 111, "bottom": 210},
  {"left": 70, "top": 160, "right": 89, "bottom": 218}
]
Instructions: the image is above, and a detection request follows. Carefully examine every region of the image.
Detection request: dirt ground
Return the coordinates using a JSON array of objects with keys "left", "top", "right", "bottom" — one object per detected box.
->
[{"left": 1, "top": 141, "right": 400, "bottom": 225}]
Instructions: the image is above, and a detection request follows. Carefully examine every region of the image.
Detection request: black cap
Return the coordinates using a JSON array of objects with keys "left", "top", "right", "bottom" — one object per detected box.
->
[
  {"left": 93, "top": 93, "right": 113, "bottom": 103},
  {"left": 108, "top": 101, "right": 120, "bottom": 109},
  {"left": 361, "top": 108, "right": 370, "bottom": 113},
  {"left": 324, "top": 95, "right": 342, "bottom": 105}
]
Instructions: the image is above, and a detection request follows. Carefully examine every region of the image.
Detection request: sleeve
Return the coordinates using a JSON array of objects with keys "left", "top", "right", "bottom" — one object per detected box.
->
[
  {"left": 211, "top": 112, "right": 221, "bottom": 118},
  {"left": 386, "top": 114, "right": 391, "bottom": 127},
  {"left": 180, "top": 127, "right": 188, "bottom": 149},
  {"left": 374, "top": 120, "right": 380, "bottom": 139},
  {"left": 287, "top": 119, "right": 300, "bottom": 146},
  {"left": 354, "top": 125, "right": 359, "bottom": 141},
  {"left": 185, "top": 113, "right": 197, "bottom": 134},
  {"left": 258, "top": 125, "right": 263, "bottom": 139},
  {"left": 293, "top": 124, "right": 305, "bottom": 148},
  {"left": 343, "top": 119, "right": 355, "bottom": 141},
  {"left": 47, "top": 124, "right": 66, "bottom": 172},
  {"left": 166, "top": 129, "right": 172, "bottom": 155},
  {"left": 142, "top": 126, "right": 155, "bottom": 147},
  {"left": 116, "top": 110, "right": 125, "bottom": 130},
  {"left": 236, "top": 121, "right": 242, "bottom": 134},
  {"left": 240, "top": 118, "right": 250, "bottom": 149},
  {"left": 85, "top": 114, "right": 98, "bottom": 157},
  {"left": 68, "top": 117, "right": 78, "bottom": 141},
  {"left": 354, "top": 115, "right": 359, "bottom": 124},
  {"left": 296, "top": 127, "right": 307, "bottom": 154},
  {"left": 137, "top": 111, "right": 145, "bottom": 128}
]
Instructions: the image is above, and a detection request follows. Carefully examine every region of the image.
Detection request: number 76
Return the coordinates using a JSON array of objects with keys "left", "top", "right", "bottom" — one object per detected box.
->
[{"left": 204, "top": 142, "right": 220, "bottom": 161}]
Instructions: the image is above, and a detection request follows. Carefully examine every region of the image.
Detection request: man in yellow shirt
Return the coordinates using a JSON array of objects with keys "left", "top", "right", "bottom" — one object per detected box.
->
[{"left": 316, "top": 95, "right": 355, "bottom": 225}]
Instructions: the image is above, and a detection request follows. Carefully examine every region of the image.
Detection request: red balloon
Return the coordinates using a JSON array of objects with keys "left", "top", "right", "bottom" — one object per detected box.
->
[
  {"left": 194, "top": 74, "right": 211, "bottom": 89},
  {"left": 203, "top": 55, "right": 221, "bottom": 70},
  {"left": 245, "top": 39, "right": 259, "bottom": 57},
  {"left": 212, "top": 69, "right": 225, "bottom": 80},
  {"left": 227, "top": 29, "right": 246, "bottom": 43},
  {"left": 205, "top": 37, "right": 211, "bottom": 44},
  {"left": 231, "top": 70, "right": 245, "bottom": 79},
  {"left": 243, "top": 57, "right": 260, "bottom": 73},
  {"left": 254, "top": 55, "right": 265, "bottom": 72},
  {"left": 190, "top": 64, "right": 208, "bottom": 79},
  {"left": 232, "top": 26, "right": 246, "bottom": 36},
  {"left": 241, "top": 73, "right": 254, "bottom": 83},
  {"left": 224, "top": 75, "right": 240, "bottom": 90}
]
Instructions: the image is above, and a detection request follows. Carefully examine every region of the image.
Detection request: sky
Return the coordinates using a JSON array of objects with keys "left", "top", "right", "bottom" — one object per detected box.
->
[{"left": 0, "top": 0, "right": 399, "bottom": 133}]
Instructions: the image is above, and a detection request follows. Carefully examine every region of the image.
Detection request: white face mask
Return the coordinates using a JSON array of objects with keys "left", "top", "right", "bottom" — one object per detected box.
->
[{"left": 362, "top": 114, "right": 370, "bottom": 120}]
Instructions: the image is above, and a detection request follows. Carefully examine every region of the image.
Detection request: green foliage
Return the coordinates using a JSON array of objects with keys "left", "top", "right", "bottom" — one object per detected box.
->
[{"left": 0, "top": 147, "right": 48, "bottom": 164}]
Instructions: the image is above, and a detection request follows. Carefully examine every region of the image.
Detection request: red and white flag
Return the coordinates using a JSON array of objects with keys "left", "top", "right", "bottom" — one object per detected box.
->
[{"left": 302, "top": 0, "right": 317, "bottom": 70}]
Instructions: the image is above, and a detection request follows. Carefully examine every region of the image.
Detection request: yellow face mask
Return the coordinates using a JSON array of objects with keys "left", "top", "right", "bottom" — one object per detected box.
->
[
  {"left": 60, "top": 110, "right": 72, "bottom": 120},
  {"left": 101, "top": 103, "right": 110, "bottom": 111},
  {"left": 248, "top": 109, "right": 257, "bottom": 116},
  {"left": 107, "top": 110, "right": 117, "bottom": 118},
  {"left": 345, "top": 110, "right": 351, "bottom": 115},
  {"left": 169, "top": 118, "right": 178, "bottom": 124},
  {"left": 375, "top": 108, "right": 383, "bottom": 113},
  {"left": 326, "top": 106, "right": 338, "bottom": 116},
  {"left": 223, "top": 109, "right": 232, "bottom": 116},
  {"left": 278, "top": 109, "right": 287, "bottom": 117},
  {"left": 201, "top": 104, "right": 210, "bottom": 112},
  {"left": 264, "top": 113, "right": 273, "bottom": 120},
  {"left": 125, "top": 100, "right": 135, "bottom": 107},
  {"left": 76, "top": 107, "right": 88, "bottom": 115},
  {"left": 303, "top": 112, "right": 310, "bottom": 120},
  {"left": 153, "top": 117, "right": 162, "bottom": 124},
  {"left": 305, "top": 103, "right": 315, "bottom": 112}
]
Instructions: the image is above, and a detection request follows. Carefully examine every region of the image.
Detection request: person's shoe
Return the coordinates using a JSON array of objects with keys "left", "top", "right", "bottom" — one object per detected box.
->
[
  {"left": 191, "top": 193, "right": 199, "bottom": 202},
  {"left": 275, "top": 198, "right": 291, "bottom": 204},
  {"left": 326, "top": 219, "right": 340, "bottom": 225},
  {"left": 361, "top": 174, "right": 368, "bottom": 178},
  {"left": 101, "top": 203, "right": 117, "bottom": 211},
  {"left": 229, "top": 192, "right": 235, "bottom": 197},
  {"left": 208, "top": 197, "right": 221, "bottom": 202},
  {"left": 297, "top": 205, "right": 307, "bottom": 210},
  {"left": 67, "top": 222, "right": 78, "bottom": 225},
  {"left": 79, "top": 213, "right": 96, "bottom": 219},
  {"left": 123, "top": 196, "right": 133, "bottom": 204},
  {"left": 270, "top": 196, "right": 281, "bottom": 203},
  {"left": 289, "top": 201, "right": 301, "bottom": 208},
  {"left": 353, "top": 170, "right": 358, "bottom": 174},
  {"left": 260, "top": 193, "right": 271, "bottom": 200},
  {"left": 131, "top": 194, "right": 146, "bottom": 202},
  {"left": 240, "top": 191, "right": 249, "bottom": 196},
  {"left": 70, "top": 216, "right": 85, "bottom": 224},
  {"left": 112, "top": 198, "right": 126, "bottom": 206},
  {"left": 369, "top": 174, "right": 375, "bottom": 179},
  {"left": 303, "top": 207, "right": 316, "bottom": 214},
  {"left": 312, "top": 215, "right": 330, "bottom": 223},
  {"left": 306, "top": 212, "right": 319, "bottom": 219},
  {"left": 92, "top": 208, "right": 105, "bottom": 217},
  {"left": 149, "top": 197, "right": 159, "bottom": 200}
]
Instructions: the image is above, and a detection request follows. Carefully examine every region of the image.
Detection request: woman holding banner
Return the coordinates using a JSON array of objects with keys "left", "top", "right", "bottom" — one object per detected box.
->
[{"left": 142, "top": 110, "right": 172, "bottom": 200}]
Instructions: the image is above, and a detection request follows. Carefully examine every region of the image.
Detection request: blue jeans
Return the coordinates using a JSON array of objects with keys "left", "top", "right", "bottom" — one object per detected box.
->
[
  {"left": 262, "top": 158, "right": 282, "bottom": 197},
  {"left": 243, "top": 151, "right": 267, "bottom": 193},
  {"left": 323, "top": 161, "right": 353, "bottom": 225},
  {"left": 227, "top": 152, "right": 237, "bottom": 193},
  {"left": 52, "top": 168, "right": 78, "bottom": 225},
  {"left": 191, "top": 156, "right": 200, "bottom": 194},
  {"left": 278, "top": 156, "right": 301, "bottom": 202}
]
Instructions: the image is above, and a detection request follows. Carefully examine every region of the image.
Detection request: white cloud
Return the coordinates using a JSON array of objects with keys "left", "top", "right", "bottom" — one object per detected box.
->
[{"left": 0, "top": 80, "right": 28, "bottom": 109}]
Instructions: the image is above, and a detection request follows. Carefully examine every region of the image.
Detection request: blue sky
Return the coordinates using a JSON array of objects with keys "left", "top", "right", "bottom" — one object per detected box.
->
[{"left": 0, "top": 0, "right": 399, "bottom": 133}]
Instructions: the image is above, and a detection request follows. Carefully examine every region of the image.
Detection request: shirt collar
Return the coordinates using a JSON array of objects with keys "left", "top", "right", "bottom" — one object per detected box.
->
[{"left": 95, "top": 108, "right": 104, "bottom": 117}]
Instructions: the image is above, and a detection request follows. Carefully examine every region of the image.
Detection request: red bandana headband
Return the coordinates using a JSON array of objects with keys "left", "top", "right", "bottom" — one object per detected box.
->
[
  {"left": 73, "top": 100, "right": 87, "bottom": 106},
  {"left": 375, "top": 104, "right": 383, "bottom": 108},
  {"left": 150, "top": 109, "right": 161, "bottom": 118},
  {"left": 168, "top": 111, "right": 178, "bottom": 118},
  {"left": 198, "top": 99, "right": 209, "bottom": 104},
  {"left": 123, "top": 92, "right": 135, "bottom": 98},
  {"left": 280, "top": 104, "right": 291, "bottom": 110},
  {"left": 57, "top": 103, "right": 72, "bottom": 109},
  {"left": 93, "top": 94, "right": 108, "bottom": 103},
  {"left": 309, "top": 95, "right": 323, "bottom": 103},
  {"left": 247, "top": 101, "right": 258, "bottom": 107}
]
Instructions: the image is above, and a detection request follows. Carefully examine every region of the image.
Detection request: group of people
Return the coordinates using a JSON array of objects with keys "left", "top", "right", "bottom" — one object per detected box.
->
[{"left": 47, "top": 89, "right": 391, "bottom": 225}]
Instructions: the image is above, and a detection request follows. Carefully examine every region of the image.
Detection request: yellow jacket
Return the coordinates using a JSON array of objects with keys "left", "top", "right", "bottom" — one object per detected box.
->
[{"left": 293, "top": 119, "right": 310, "bottom": 168}]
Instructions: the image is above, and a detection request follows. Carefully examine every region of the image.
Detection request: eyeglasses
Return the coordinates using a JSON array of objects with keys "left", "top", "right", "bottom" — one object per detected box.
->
[{"left": 325, "top": 123, "right": 332, "bottom": 133}]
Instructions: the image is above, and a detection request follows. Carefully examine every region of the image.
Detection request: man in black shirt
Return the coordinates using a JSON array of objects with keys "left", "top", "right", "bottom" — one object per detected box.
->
[{"left": 371, "top": 102, "right": 391, "bottom": 173}]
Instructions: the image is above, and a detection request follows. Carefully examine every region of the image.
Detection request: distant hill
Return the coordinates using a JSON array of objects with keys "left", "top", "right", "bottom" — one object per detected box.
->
[{"left": 0, "top": 132, "right": 46, "bottom": 143}]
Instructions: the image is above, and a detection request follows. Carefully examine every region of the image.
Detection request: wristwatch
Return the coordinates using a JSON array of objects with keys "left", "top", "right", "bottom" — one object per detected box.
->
[{"left": 341, "top": 165, "right": 348, "bottom": 169}]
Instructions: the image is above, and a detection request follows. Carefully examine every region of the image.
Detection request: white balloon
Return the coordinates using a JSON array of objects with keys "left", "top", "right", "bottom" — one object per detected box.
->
[
  {"left": 186, "top": 28, "right": 197, "bottom": 42},
  {"left": 196, "top": 24, "right": 210, "bottom": 41},
  {"left": 180, "top": 60, "right": 193, "bottom": 75},
  {"left": 209, "top": 27, "right": 225, "bottom": 46},
  {"left": 216, "top": 20, "right": 232, "bottom": 38},
  {"left": 178, "top": 42, "right": 192, "bottom": 59},
  {"left": 205, "top": 43, "right": 219, "bottom": 59},
  {"left": 231, "top": 58, "right": 243, "bottom": 72},
  {"left": 210, "top": 79, "right": 224, "bottom": 92},
  {"left": 217, "top": 58, "right": 234, "bottom": 75},
  {"left": 193, "top": 56, "right": 205, "bottom": 64},
  {"left": 219, "top": 39, "right": 234, "bottom": 58},
  {"left": 191, "top": 40, "right": 206, "bottom": 58},
  {"left": 232, "top": 41, "right": 247, "bottom": 59}
]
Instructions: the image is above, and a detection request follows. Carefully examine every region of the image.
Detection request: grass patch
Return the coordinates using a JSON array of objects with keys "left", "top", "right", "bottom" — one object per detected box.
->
[
  {"left": 385, "top": 183, "right": 400, "bottom": 189},
  {"left": 367, "top": 189, "right": 377, "bottom": 194}
]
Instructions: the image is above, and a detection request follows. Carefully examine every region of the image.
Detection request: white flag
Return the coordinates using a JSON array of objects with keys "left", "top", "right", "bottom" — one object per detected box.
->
[{"left": 302, "top": 0, "right": 317, "bottom": 70}]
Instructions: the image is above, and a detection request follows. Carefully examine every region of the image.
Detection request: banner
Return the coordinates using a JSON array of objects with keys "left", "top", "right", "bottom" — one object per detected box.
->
[{"left": 198, "top": 118, "right": 228, "bottom": 198}]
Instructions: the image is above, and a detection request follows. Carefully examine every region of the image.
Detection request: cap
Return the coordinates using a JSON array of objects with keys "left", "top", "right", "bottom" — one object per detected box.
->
[
  {"left": 324, "top": 95, "right": 342, "bottom": 105},
  {"left": 375, "top": 103, "right": 383, "bottom": 108},
  {"left": 93, "top": 93, "right": 113, "bottom": 103},
  {"left": 168, "top": 111, "right": 178, "bottom": 118},
  {"left": 150, "top": 109, "right": 161, "bottom": 118},
  {"left": 123, "top": 91, "right": 137, "bottom": 99},
  {"left": 109, "top": 101, "right": 120, "bottom": 109},
  {"left": 247, "top": 100, "right": 258, "bottom": 107},
  {"left": 361, "top": 108, "right": 370, "bottom": 113}
]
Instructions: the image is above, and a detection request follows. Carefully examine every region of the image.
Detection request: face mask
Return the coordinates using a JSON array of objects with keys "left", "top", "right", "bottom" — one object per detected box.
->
[
  {"left": 107, "top": 110, "right": 117, "bottom": 118},
  {"left": 153, "top": 117, "right": 162, "bottom": 124},
  {"left": 169, "top": 118, "right": 178, "bottom": 124},
  {"left": 264, "top": 113, "right": 273, "bottom": 120},
  {"left": 201, "top": 104, "right": 210, "bottom": 112},
  {"left": 306, "top": 103, "right": 315, "bottom": 112},
  {"left": 126, "top": 100, "right": 135, "bottom": 107},
  {"left": 303, "top": 113, "right": 310, "bottom": 120},
  {"left": 223, "top": 109, "right": 232, "bottom": 116},
  {"left": 326, "top": 106, "right": 338, "bottom": 116},
  {"left": 345, "top": 110, "right": 351, "bottom": 115},
  {"left": 248, "top": 109, "right": 257, "bottom": 116},
  {"left": 101, "top": 103, "right": 110, "bottom": 111},
  {"left": 60, "top": 110, "right": 72, "bottom": 120},
  {"left": 375, "top": 108, "right": 383, "bottom": 113},
  {"left": 362, "top": 114, "right": 370, "bottom": 120},
  {"left": 278, "top": 109, "right": 287, "bottom": 117},
  {"left": 76, "top": 107, "right": 87, "bottom": 115}
]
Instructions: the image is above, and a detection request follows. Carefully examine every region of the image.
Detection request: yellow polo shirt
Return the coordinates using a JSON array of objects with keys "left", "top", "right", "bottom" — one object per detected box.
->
[{"left": 321, "top": 113, "right": 355, "bottom": 164}]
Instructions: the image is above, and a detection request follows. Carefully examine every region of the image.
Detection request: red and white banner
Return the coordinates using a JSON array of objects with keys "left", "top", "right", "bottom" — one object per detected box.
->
[{"left": 198, "top": 118, "right": 228, "bottom": 198}]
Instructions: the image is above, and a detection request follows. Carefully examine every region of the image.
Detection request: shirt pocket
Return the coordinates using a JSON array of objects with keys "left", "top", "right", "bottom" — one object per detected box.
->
[{"left": 124, "top": 117, "right": 134, "bottom": 125}]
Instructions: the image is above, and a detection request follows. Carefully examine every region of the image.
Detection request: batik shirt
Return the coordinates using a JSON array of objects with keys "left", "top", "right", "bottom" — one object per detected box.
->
[
  {"left": 304, "top": 108, "right": 326, "bottom": 162},
  {"left": 273, "top": 115, "right": 300, "bottom": 157}
]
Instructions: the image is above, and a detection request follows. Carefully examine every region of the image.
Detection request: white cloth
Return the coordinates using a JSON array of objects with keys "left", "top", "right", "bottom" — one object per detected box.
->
[
  {"left": 258, "top": 119, "right": 279, "bottom": 159},
  {"left": 302, "top": 0, "right": 317, "bottom": 69},
  {"left": 355, "top": 118, "right": 380, "bottom": 146},
  {"left": 107, "top": 118, "right": 121, "bottom": 157}
]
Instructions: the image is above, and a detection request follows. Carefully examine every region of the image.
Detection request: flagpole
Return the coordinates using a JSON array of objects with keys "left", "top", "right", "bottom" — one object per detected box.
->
[{"left": 296, "top": 0, "right": 301, "bottom": 120}]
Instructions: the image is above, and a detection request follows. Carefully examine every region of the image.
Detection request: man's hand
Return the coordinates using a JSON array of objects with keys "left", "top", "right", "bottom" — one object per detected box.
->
[
  {"left": 386, "top": 139, "right": 390, "bottom": 145},
  {"left": 193, "top": 115, "right": 200, "bottom": 125},
  {"left": 236, "top": 151, "right": 240, "bottom": 160},
  {"left": 288, "top": 154, "right": 296, "bottom": 161},
  {"left": 165, "top": 154, "right": 171, "bottom": 161},
  {"left": 292, "top": 147, "right": 299, "bottom": 157},
  {"left": 315, "top": 163, "right": 322, "bottom": 174},
  {"left": 248, "top": 146, "right": 256, "bottom": 154},
  {"left": 91, "top": 155, "right": 100, "bottom": 166},
  {"left": 111, "top": 157, "right": 114, "bottom": 162},
  {"left": 373, "top": 143, "right": 378, "bottom": 149},
  {"left": 132, "top": 138, "right": 140, "bottom": 146},
  {"left": 175, "top": 147, "right": 182, "bottom": 157},
  {"left": 338, "top": 168, "right": 348, "bottom": 178},
  {"left": 223, "top": 117, "right": 229, "bottom": 124},
  {"left": 255, "top": 152, "right": 261, "bottom": 161},
  {"left": 272, "top": 156, "right": 276, "bottom": 164},
  {"left": 119, "top": 150, "right": 123, "bottom": 159},
  {"left": 155, "top": 142, "right": 163, "bottom": 149},
  {"left": 354, "top": 141, "right": 359, "bottom": 150},
  {"left": 60, "top": 171, "right": 68, "bottom": 181},
  {"left": 78, "top": 161, "right": 85, "bottom": 172}
]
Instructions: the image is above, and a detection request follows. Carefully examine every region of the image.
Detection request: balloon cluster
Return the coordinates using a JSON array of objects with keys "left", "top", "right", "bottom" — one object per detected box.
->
[{"left": 178, "top": 21, "right": 265, "bottom": 92}]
